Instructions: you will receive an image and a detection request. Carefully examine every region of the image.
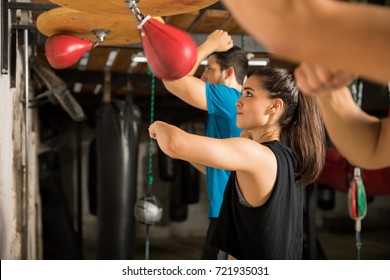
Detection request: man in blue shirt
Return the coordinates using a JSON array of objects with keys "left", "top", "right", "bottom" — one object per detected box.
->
[{"left": 162, "top": 30, "right": 248, "bottom": 259}]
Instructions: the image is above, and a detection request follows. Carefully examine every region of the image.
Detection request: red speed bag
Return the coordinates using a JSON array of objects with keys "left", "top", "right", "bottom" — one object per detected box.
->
[
  {"left": 45, "top": 34, "right": 92, "bottom": 69},
  {"left": 140, "top": 18, "right": 197, "bottom": 80}
]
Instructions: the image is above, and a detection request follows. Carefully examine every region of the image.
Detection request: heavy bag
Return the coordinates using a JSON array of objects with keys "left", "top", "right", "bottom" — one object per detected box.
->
[
  {"left": 139, "top": 17, "right": 197, "bottom": 80},
  {"left": 95, "top": 95, "right": 141, "bottom": 260},
  {"left": 158, "top": 146, "right": 177, "bottom": 181},
  {"left": 181, "top": 161, "right": 200, "bottom": 204},
  {"left": 88, "top": 138, "right": 97, "bottom": 215},
  {"left": 317, "top": 184, "right": 335, "bottom": 210},
  {"left": 318, "top": 148, "right": 390, "bottom": 196},
  {"left": 317, "top": 148, "right": 350, "bottom": 193},
  {"left": 38, "top": 151, "right": 83, "bottom": 259},
  {"left": 361, "top": 168, "right": 390, "bottom": 196},
  {"left": 169, "top": 166, "right": 188, "bottom": 222}
]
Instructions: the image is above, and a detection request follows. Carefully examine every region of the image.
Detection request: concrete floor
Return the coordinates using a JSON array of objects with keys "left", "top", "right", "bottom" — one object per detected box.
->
[
  {"left": 317, "top": 229, "right": 390, "bottom": 260},
  {"left": 81, "top": 185, "right": 390, "bottom": 260},
  {"left": 128, "top": 229, "right": 390, "bottom": 260},
  {"left": 82, "top": 226, "right": 390, "bottom": 260}
]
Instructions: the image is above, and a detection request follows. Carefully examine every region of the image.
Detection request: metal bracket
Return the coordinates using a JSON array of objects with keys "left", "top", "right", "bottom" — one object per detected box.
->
[
  {"left": 126, "top": 0, "right": 145, "bottom": 23},
  {"left": 1, "top": 2, "right": 60, "bottom": 75},
  {"left": 1, "top": 0, "right": 9, "bottom": 74}
]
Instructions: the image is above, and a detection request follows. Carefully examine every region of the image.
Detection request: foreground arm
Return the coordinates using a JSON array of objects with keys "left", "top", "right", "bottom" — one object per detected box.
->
[
  {"left": 149, "top": 121, "right": 260, "bottom": 171},
  {"left": 223, "top": 0, "right": 390, "bottom": 84},
  {"left": 295, "top": 63, "right": 390, "bottom": 169},
  {"left": 316, "top": 88, "right": 390, "bottom": 169},
  {"left": 162, "top": 30, "right": 233, "bottom": 110},
  {"left": 189, "top": 128, "right": 253, "bottom": 175},
  {"left": 149, "top": 121, "right": 277, "bottom": 206}
]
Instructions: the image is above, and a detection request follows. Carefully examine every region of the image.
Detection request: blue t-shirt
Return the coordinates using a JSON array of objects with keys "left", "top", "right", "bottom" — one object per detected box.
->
[{"left": 205, "top": 83, "right": 242, "bottom": 218}]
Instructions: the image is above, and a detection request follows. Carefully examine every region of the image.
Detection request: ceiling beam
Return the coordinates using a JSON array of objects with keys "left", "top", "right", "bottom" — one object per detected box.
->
[{"left": 53, "top": 69, "right": 165, "bottom": 89}]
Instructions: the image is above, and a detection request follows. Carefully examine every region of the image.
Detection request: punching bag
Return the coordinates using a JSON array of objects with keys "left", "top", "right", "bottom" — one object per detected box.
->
[
  {"left": 95, "top": 94, "right": 141, "bottom": 259},
  {"left": 139, "top": 17, "right": 197, "bottom": 80},
  {"left": 88, "top": 138, "right": 97, "bottom": 215},
  {"left": 169, "top": 160, "right": 188, "bottom": 222},
  {"left": 181, "top": 161, "right": 200, "bottom": 204},
  {"left": 158, "top": 146, "right": 177, "bottom": 181},
  {"left": 45, "top": 34, "right": 92, "bottom": 69},
  {"left": 39, "top": 151, "right": 83, "bottom": 259},
  {"left": 317, "top": 184, "right": 335, "bottom": 210}
]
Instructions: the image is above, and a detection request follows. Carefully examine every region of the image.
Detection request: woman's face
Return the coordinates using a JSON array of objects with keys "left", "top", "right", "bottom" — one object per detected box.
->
[{"left": 236, "top": 75, "right": 274, "bottom": 130}]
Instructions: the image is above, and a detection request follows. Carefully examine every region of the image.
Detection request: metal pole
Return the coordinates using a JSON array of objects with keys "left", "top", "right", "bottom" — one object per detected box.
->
[{"left": 22, "top": 28, "right": 30, "bottom": 259}]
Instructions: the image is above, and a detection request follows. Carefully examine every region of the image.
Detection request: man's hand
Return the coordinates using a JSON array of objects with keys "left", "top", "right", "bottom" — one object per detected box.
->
[{"left": 204, "top": 29, "right": 234, "bottom": 53}]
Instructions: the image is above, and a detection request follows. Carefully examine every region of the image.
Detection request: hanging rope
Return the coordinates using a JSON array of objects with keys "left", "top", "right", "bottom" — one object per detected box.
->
[
  {"left": 146, "top": 67, "right": 155, "bottom": 195},
  {"left": 133, "top": 68, "right": 162, "bottom": 260},
  {"left": 144, "top": 67, "right": 155, "bottom": 260},
  {"left": 130, "top": 0, "right": 162, "bottom": 261}
]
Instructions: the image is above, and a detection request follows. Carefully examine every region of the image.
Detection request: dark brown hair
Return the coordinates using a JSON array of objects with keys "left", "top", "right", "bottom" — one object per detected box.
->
[
  {"left": 251, "top": 66, "right": 326, "bottom": 186},
  {"left": 212, "top": 46, "right": 248, "bottom": 85}
]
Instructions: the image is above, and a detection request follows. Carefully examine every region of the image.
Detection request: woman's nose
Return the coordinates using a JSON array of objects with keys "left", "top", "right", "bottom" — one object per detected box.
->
[{"left": 236, "top": 95, "right": 244, "bottom": 107}]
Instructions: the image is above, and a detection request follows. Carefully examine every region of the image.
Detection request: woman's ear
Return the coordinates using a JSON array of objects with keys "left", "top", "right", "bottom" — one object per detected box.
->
[{"left": 270, "top": 98, "right": 283, "bottom": 113}]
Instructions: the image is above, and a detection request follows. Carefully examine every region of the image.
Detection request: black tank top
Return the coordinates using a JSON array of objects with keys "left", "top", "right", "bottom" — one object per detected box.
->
[{"left": 211, "top": 141, "right": 303, "bottom": 259}]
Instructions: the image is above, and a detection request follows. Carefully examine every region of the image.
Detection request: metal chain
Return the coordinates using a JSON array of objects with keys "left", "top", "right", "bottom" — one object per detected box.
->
[
  {"left": 241, "top": 33, "right": 245, "bottom": 50},
  {"left": 146, "top": 67, "right": 155, "bottom": 195},
  {"left": 351, "top": 78, "right": 363, "bottom": 108}
]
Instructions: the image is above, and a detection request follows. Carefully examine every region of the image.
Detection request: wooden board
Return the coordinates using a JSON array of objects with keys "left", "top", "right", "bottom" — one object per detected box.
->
[
  {"left": 163, "top": 11, "right": 199, "bottom": 30},
  {"left": 37, "top": 7, "right": 163, "bottom": 45},
  {"left": 50, "top": 0, "right": 218, "bottom": 17},
  {"left": 189, "top": 9, "right": 229, "bottom": 33}
]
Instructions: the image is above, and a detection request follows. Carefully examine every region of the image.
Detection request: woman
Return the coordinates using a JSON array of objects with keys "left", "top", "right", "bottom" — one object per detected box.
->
[{"left": 149, "top": 66, "right": 326, "bottom": 259}]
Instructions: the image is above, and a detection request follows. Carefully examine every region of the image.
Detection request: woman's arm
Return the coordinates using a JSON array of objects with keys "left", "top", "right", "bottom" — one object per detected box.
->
[
  {"left": 223, "top": 0, "right": 390, "bottom": 84},
  {"left": 149, "top": 121, "right": 277, "bottom": 205}
]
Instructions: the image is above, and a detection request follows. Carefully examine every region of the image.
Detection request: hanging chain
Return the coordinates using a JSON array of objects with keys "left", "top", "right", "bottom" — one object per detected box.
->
[
  {"left": 146, "top": 67, "right": 155, "bottom": 195},
  {"left": 126, "top": 0, "right": 145, "bottom": 24},
  {"left": 351, "top": 78, "right": 363, "bottom": 108},
  {"left": 241, "top": 33, "right": 245, "bottom": 51},
  {"left": 139, "top": 67, "right": 156, "bottom": 261},
  {"left": 387, "top": 82, "right": 390, "bottom": 102}
]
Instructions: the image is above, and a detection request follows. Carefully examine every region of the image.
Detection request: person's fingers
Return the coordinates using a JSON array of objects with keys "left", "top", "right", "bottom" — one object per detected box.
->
[
  {"left": 296, "top": 62, "right": 357, "bottom": 97},
  {"left": 298, "top": 62, "right": 323, "bottom": 91},
  {"left": 294, "top": 65, "right": 313, "bottom": 95},
  {"left": 208, "top": 30, "right": 232, "bottom": 52},
  {"left": 314, "top": 65, "right": 333, "bottom": 85},
  {"left": 227, "top": 38, "right": 234, "bottom": 47},
  {"left": 148, "top": 124, "right": 157, "bottom": 139},
  {"left": 330, "top": 70, "right": 356, "bottom": 88}
]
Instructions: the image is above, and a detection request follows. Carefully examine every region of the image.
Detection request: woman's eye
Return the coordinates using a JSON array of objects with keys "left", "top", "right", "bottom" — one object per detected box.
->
[{"left": 245, "top": 92, "right": 253, "bottom": 97}]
